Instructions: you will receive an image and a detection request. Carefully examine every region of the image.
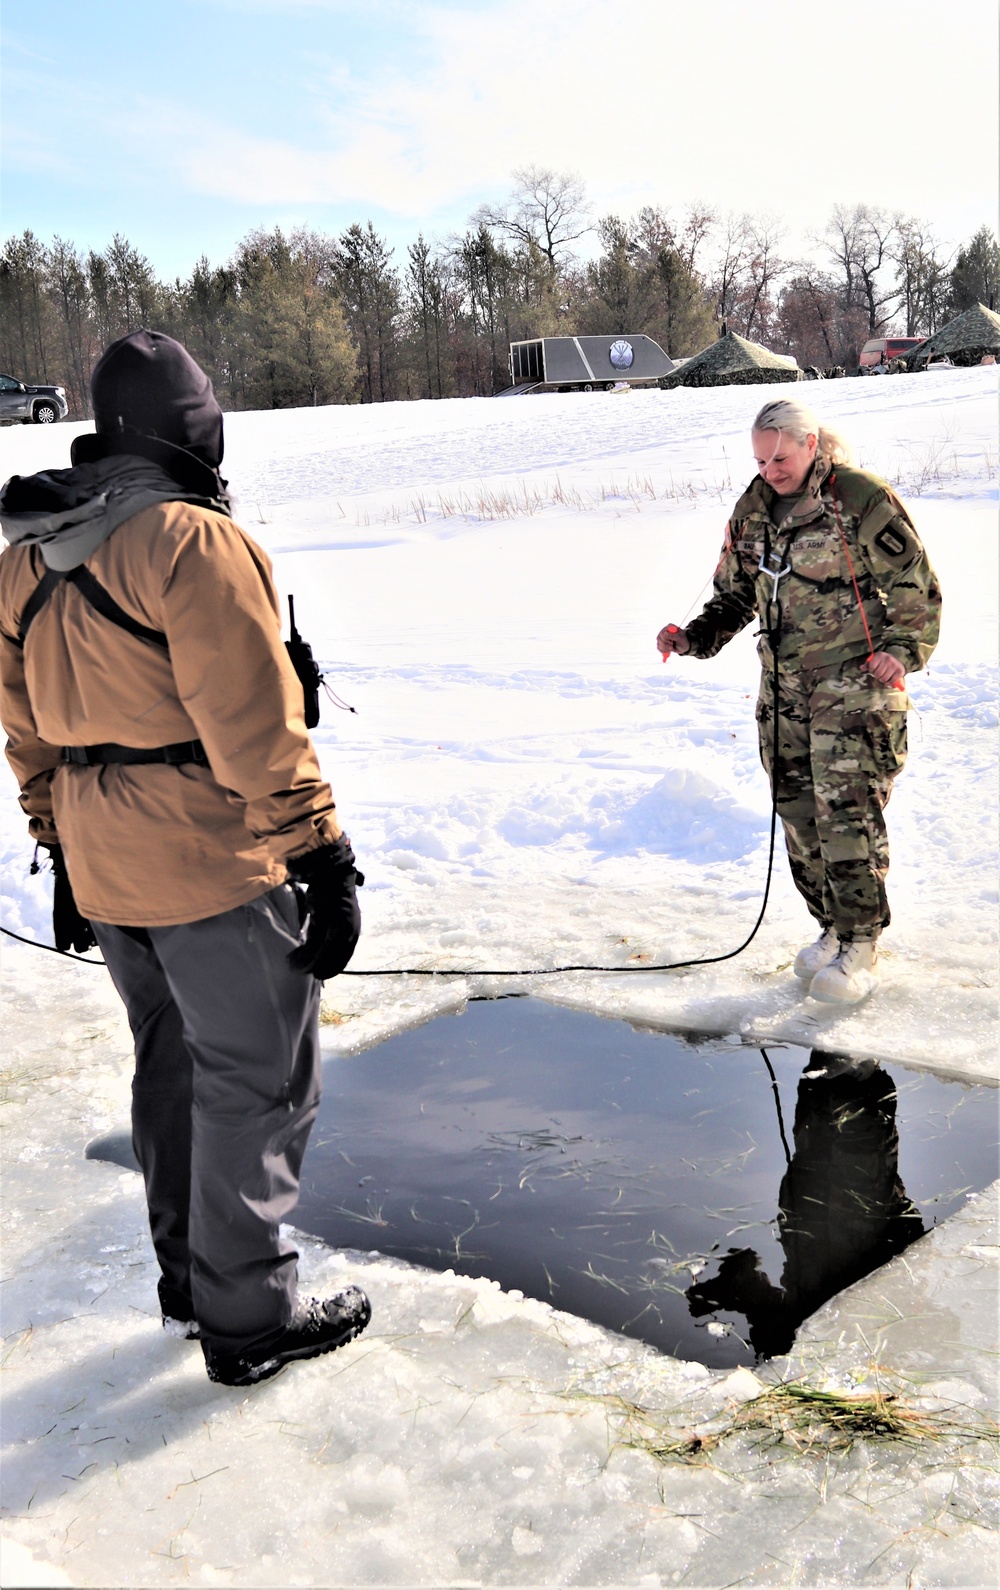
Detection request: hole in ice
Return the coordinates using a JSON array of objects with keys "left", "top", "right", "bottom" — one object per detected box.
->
[
  {"left": 299, "top": 1001, "right": 1000, "bottom": 1367},
  {"left": 87, "top": 999, "right": 999, "bottom": 1370}
]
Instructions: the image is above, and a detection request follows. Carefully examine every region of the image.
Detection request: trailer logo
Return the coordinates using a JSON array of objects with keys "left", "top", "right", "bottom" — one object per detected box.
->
[{"left": 609, "top": 339, "right": 634, "bottom": 369}]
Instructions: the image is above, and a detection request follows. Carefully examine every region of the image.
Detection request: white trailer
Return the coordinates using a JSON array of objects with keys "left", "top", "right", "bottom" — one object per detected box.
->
[{"left": 503, "top": 334, "right": 675, "bottom": 394}]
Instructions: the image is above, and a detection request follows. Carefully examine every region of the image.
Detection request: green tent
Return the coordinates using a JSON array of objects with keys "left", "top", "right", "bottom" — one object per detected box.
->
[
  {"left": 660, "top": 331, "right": 801, "bottom": 389},
  {"left": 904, "top": 303, "right": 1000, "bottom": 368}
]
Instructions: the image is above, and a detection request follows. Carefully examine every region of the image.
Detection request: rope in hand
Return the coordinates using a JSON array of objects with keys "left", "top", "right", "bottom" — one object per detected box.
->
[
  {"left": 0, "top": 922, "right": 106, "bottom": 964},
  {"left": 661, "top": 521, "right": 733, "bottom": 664}
]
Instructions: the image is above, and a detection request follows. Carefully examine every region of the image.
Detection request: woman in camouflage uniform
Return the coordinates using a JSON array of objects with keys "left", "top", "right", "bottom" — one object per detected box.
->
[{"left": 657, "top": 398, "right": 941, "bottom": 1004}]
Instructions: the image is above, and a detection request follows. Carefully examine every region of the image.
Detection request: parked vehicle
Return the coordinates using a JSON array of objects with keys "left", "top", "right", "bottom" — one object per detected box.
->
[
  {"left": 858, "top": 337, "right": 924, "bottom": 374},
  {"left": 0, "top": 374, "right": 69, "bottom": 423},
  {"left": 503, "top": 334, "right": 674, "bottom": 394}
]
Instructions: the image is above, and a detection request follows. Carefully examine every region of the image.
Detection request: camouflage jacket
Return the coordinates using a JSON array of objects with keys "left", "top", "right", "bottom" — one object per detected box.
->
[{"left": 684, "top": 459, "right": 941, "bottom": 675}]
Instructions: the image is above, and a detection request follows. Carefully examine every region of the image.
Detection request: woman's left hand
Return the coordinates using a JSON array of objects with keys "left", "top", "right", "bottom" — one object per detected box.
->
[{"left": 863, "top": 651, "right": 906, "bottom": 686}]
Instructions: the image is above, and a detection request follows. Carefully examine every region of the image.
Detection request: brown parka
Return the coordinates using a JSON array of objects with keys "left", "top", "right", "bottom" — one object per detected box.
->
[{"left": 0, "top": 501, "right": 342, "bottom": 927}]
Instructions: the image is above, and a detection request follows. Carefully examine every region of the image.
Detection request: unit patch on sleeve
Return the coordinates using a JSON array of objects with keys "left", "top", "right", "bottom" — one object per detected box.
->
[{"left": 873, "top": 524, "right": 910, "bottom": 559}]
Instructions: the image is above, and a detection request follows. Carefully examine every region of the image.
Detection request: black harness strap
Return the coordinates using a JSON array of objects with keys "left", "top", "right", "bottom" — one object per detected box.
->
[
  {"left": 65, "top": 567, "right": 168, "bottom": 650},
  {"left": 18, "top": 568, "right": 329, "bottom": 730},
  {"left": 15, "top": 566, "right": 169, "bottom": 651},
  {"left": 17, "top": 568, "right": 65, "bottom": 646}
]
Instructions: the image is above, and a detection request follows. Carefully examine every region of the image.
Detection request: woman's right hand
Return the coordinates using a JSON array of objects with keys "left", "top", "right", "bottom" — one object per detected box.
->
[{"left": 656, "top": 624, "right": 690, "bottom": 657}]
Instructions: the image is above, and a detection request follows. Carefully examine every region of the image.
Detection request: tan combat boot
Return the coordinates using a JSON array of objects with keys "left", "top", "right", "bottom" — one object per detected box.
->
[
  {"left": 793, "top": 926, "right": 840, "bottom": 980},
  {"left": 809, "top": 939, "right": 879, "bottom": 1004}
]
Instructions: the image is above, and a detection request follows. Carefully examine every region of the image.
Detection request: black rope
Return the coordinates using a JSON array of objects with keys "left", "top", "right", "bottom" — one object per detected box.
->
[
  {"left": 0, "top": 923, "right": 106, "bottom": 965},
  {"left": 3, "top": 569, "right": 789, "bottom": 980},
  {"left": 760, "top": 1046, "right": 793, "bottom": 1167},
  {"left": 339, "top": 587, "right": 786, "bottom": 977}
]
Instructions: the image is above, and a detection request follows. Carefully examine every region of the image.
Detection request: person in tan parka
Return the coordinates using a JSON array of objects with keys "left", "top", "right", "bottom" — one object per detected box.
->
[{"left": 0, "top": 330, "right": 371, "bottom": 1386}]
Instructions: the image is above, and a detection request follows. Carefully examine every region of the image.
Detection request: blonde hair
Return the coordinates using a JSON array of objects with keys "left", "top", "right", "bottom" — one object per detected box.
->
[{"left": 751, "top": 397, "right": 855, "bottom": 466}]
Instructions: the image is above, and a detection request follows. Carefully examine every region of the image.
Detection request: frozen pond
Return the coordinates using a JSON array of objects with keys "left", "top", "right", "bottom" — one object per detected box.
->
[{"left": 87, "top": 996, "right": 998, "bottom": 1370}]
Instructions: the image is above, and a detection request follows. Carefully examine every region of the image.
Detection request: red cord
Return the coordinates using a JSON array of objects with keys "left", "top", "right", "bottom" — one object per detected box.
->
[
  {"left": 660, "top": 521, "right": 734, "bottom": 660},
  {"left": 828, "top": 473, "right": 905, "bottom": 691}
]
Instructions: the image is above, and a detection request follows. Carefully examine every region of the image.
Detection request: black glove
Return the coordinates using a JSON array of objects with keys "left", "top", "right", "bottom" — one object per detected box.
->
[
  {"left": 286, "top": 836, "right": 363, "bottom": 980},
  {"left": 44, "top": 845, "right": 98, "bottom": 954}
]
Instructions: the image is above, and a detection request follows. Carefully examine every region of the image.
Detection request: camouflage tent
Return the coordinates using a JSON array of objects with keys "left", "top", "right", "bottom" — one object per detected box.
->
[
  {"left": 660, "top": 331, "right": 801, "bottom": 389},
  {"left": 904, "top": 303, "right": 1000, "bottom": 368}
]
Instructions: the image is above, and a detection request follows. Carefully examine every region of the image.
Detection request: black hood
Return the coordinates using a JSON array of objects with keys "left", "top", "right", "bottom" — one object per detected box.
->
[
  {"left": 70, "top": 430, "right": 226, "bottom": 501},
  {"left": 1, "top": 452, "right": 231, "bottom": 571},
  {"left": 87, "top": 328, "right": 225, "bottom": 470}
]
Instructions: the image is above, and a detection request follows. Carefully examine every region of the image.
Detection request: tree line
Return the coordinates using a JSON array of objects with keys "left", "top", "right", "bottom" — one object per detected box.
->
[{"left": 2, "top": 166, "right": 997, "bottom": 417}]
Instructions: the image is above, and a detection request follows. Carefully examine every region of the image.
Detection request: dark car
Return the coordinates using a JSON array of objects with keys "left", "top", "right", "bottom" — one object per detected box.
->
[{"left": 0, "top": 373, "right": 69, "bottom": 423}]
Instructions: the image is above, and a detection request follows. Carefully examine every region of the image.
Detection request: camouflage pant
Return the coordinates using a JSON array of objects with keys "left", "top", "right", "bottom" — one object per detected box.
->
[{"left": 757, "top": 665, "right": 908, "bottom": 940}]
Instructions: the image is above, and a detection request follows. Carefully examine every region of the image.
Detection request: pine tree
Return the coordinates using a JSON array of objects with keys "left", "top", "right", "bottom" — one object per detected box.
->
[
  {"left": 0, "top": 232, "right": 53, "bottom": 380},
  {"left": 46, "top": 238, "right": 93, "bottom": 412},
  {"left": 948, "top": 227, "right": 1000, "bottom": 314},
  {"left": 404, "top": 235, "right": 451, "bottom": 398},
  {"left": 333, "top": 224, "right": 401, "bottom": 403},
  {"left": 233, "top": 228, "right": 356, "bottom": 409}
]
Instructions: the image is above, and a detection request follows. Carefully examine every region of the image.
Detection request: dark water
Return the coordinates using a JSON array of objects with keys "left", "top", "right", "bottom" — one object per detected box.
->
[
  {"left": 294, "top": 999, "right": 999, "bottom": 1368},
  {"left": 87, "top": 998, "right": 999, "bottom": 1369}
]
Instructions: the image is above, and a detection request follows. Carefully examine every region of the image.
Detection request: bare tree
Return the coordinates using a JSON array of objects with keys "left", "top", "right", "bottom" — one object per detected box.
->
[
  {"left": 476, "top": 166, "right": 592, "bottom": 273},
  {"left": 678, "top": 203, "right": 717, "bottom": 276},
  {"left": 711, "top": 213, "right": 750, "bottom": 329},
  {"left": 779, "top": 273, "right": 837, "bottom": 365},
  {"left": 825, "top": 204, "right": 900, "bottom": 333},
  {"left": 893, "top": 217, "right": 950, "bottom": 336},
  {"left": 741, "top": 215, "right": 786, "bottom": 341},
  {"left": 777, "top": 270, "right": 867, "bottom": 369}
]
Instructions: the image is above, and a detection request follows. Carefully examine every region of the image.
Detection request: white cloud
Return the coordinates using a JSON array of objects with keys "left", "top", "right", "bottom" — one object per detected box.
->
[
  {"left": 169, "top": 0, "right": 998, "bottom": 243},
  {"left": 12, "top": 0, "right": 994, "bottom": 253}
]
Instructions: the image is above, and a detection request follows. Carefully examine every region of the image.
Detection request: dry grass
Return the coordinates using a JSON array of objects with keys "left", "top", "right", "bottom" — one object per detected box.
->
[
  {"left": 345, "top": 470, "right": 732, "bottom": 530},
  {"left": 318, "top": 1005, "right": 357, "bottom": 1026},
  {"left": 571, "top": 1380, "right": 999, "bottom": 1466},
  {"left": 877, "top": 422, "right": 995, "bottom": 496}
]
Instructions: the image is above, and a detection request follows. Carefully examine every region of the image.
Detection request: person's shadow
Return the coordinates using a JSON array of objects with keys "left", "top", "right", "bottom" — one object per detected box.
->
[{"left": 686, "top": 1050, "right": 925, "bottom": 1359}]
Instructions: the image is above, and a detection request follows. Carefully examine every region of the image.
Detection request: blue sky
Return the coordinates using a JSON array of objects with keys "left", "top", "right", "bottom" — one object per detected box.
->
[{"left": 3, "top": 0, "right": 997, "bottom": 281}]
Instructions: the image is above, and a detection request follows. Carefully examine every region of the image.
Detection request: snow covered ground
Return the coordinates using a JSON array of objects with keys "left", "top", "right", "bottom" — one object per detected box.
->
[
  {"left": 2, "top": 953, "right": 997, "bottom": 1589},
  {"left": 1, "top": 368, "right": 997, "bottom": 1587},
  {"left": 6, "top": 366, "right": 995, "bottom": 1074}
]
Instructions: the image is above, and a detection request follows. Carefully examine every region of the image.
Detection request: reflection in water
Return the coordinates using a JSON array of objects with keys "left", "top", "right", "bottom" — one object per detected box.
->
[
  {"left": 85, "top": 1003, "right": 995, "bottom": 1369},
  {"left": 686, "top": 1050, "right": 926, "bottom": 1359}
]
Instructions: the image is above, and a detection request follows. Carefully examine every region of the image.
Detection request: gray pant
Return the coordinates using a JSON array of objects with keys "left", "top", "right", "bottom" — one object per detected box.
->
[{"left": 92, "top": 885, "right": 321, "bottom": 1351}]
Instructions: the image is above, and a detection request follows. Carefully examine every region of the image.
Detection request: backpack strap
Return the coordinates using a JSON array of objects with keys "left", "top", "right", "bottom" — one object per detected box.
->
[
  {"left": 15, "top": 565, "right": 328, "bottom": 729},
  {"left": 66, "top": 567, "right": 168, "bottom": 650},
  {"left": 15, "top": 565, "right": 168, "bottom": 651},
  {"left": 16, "top": 568, "right": 65, "bottom": 646}
]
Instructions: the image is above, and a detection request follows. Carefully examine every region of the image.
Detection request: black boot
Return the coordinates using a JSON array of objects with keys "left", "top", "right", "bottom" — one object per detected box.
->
[{"left": 202, "top": 1288, "right": 372, "bottom": 1386}]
